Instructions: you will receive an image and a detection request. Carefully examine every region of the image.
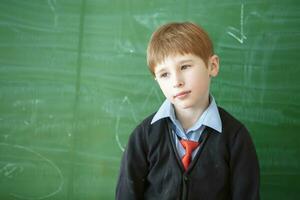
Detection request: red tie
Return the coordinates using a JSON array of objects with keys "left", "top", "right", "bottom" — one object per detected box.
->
[{"left": 180, "top": 139, "right": 200, "bottom": 171}]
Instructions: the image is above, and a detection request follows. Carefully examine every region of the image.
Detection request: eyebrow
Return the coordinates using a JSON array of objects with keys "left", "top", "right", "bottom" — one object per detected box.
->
[
  {"left": 154, "top": 59, "right": 194, "bottom": 75},
  {"left": 154, "top": 68, "right": 166, "bottom": 75},
  {"left": 178, "top": 59, "right": 193, "bottom": 64}
]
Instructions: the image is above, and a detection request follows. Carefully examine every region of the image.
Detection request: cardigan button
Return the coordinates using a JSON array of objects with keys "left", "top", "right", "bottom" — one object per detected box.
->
[{"left": 183, "top": 175, "right": 188, "bottom": 181}]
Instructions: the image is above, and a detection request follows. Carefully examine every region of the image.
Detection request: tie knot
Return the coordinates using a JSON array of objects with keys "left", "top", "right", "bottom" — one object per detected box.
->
[{"left": 180, "top": 139, "right": 199, "bottom": 153}]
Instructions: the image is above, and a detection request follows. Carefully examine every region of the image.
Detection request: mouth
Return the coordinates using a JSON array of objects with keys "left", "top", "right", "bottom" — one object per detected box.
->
[{"left": 174, "top": 91, "right": 191, "bottom": 99}]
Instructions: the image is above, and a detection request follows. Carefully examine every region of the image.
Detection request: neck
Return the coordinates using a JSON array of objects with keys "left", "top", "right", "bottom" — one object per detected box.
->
[{"left": 175, "top": 97, "right": 210, "bottom": 131}]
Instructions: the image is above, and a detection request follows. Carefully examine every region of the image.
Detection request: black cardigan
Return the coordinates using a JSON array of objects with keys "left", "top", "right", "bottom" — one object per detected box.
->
[{"left": 116, "top": 107, "right": 260, "bottom": 200}]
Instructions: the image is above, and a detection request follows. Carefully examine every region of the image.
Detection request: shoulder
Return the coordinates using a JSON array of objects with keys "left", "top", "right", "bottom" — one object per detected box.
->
[
  {"left": 217, "top": 107, "right": 254, "bottom": 146},
  {"left": 218, "top": 106, "right": 246, "bottom": 132},
  {"left": 135, "top": 111, "right": 169, "bottom": 130},
  {"left": 217, "top": 106, "right": 251, "bottom": 142},
  {"left": 130, "top": 112, "right": 167, "bottom": 141},
  {"left": 134, "top": 112, "right": 157, "bottom": 131},
  {"left": 126, "top": 112, "right": 169, "bottom": 152}
]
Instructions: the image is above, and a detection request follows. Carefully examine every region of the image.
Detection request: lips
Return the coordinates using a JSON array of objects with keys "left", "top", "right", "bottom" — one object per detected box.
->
[{"left": 174, "top": 91, "right": 191, "bottom": 99}]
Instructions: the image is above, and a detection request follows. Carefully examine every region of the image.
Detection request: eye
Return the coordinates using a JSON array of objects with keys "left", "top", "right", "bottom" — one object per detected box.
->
[
  {"left": 181, "top": 64, "right": 191, "bottom": 70},
  {"left": 160, "top": 72, "right": 169, "bottom": 78}
]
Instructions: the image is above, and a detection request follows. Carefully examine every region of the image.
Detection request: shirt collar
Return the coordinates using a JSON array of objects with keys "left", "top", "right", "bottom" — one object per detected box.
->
[{"left": 151, "top": 95, "right": 222, "bottom": 133}]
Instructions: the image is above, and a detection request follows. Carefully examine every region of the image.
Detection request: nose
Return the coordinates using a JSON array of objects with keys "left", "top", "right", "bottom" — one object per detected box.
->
[{"left": 172, "top": 73, "right": 184, "bottom": 88}]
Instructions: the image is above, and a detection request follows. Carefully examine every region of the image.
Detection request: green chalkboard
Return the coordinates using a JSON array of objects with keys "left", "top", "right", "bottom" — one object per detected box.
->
[{"left": 0, "top": 0, "right": 300, "bottom": 199}]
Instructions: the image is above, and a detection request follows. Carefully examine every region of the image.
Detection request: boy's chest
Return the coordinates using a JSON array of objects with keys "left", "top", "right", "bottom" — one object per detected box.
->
[{"left": 145, "top": 130, "right": 231, "bottom": 199}]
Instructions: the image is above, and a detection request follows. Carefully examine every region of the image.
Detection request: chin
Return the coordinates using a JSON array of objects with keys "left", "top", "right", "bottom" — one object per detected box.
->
[{"left": 175, "top": 102, "right": 193, "bottom": 110}]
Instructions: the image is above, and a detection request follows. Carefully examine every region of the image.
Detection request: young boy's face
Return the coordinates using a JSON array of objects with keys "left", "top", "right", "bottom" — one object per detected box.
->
[{"left": 154, "top": 53, "right": 219, "bottom": 113}]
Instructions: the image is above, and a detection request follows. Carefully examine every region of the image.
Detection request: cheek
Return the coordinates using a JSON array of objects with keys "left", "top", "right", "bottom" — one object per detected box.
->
[
  {"left": 161, "top": 86, "right": 171, "bottom": 97},
  {"left": 190, "top": 74, "right": 210, "bottom": 89},
  {"left": 158, "top": 82, "right": 173, "bottom": 98}
]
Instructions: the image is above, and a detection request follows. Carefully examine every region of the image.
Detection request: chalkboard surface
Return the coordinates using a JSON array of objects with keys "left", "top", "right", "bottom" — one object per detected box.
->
[{"left": 0, "top": 0, "right": 300, "bottom": 199}]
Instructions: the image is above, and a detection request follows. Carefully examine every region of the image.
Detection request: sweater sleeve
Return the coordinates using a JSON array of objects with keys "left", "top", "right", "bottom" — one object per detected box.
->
[
  {"left": 115, "top": 124, "right": 149, "bottom": 200},
  {"left": 230, "top": 125, "right": 260, "bottom": 200}
]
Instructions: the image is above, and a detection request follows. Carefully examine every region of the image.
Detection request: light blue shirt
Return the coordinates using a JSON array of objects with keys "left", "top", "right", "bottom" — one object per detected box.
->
[{"left": 151, "top": 96, "right": 222, "bottom": 160}]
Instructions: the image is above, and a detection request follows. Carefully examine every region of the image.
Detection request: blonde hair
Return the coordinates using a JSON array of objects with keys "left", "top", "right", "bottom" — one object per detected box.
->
[{"left": 147, "top": 22, "right": 214, "bottom": 75}]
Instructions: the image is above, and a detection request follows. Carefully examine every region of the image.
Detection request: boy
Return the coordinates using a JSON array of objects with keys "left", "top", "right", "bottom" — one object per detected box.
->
[{"left": 116, "top": 22, "right": 260, "bottom": 200}]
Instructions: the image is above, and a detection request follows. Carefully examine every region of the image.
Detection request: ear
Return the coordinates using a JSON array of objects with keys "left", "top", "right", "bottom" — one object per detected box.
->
[{"left": 208, "top": 55, "right": 219, "bottom": 77}]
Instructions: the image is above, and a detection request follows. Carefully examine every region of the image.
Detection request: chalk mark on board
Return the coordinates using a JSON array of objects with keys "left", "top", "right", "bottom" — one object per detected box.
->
[
  {"left": 48, "top": 0, "right": 58, "bottom": 27},
  {"left": 115, "top": 96, "right": 138, "bottom": 152},
  {"left": 141, "top": 86, "right": 163, "bottom": 110},
  {"left": 0, "top": 163, "right": 24, "bottom": 178},
  {"left": 0, "top": 143, "right": 64, "bottom": 200},
  {"left": 115, "top": 87, "right": 163, "bottom": 152},
  {"left": 227, "top": 3, "right": 247, "bottom": 44}
]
